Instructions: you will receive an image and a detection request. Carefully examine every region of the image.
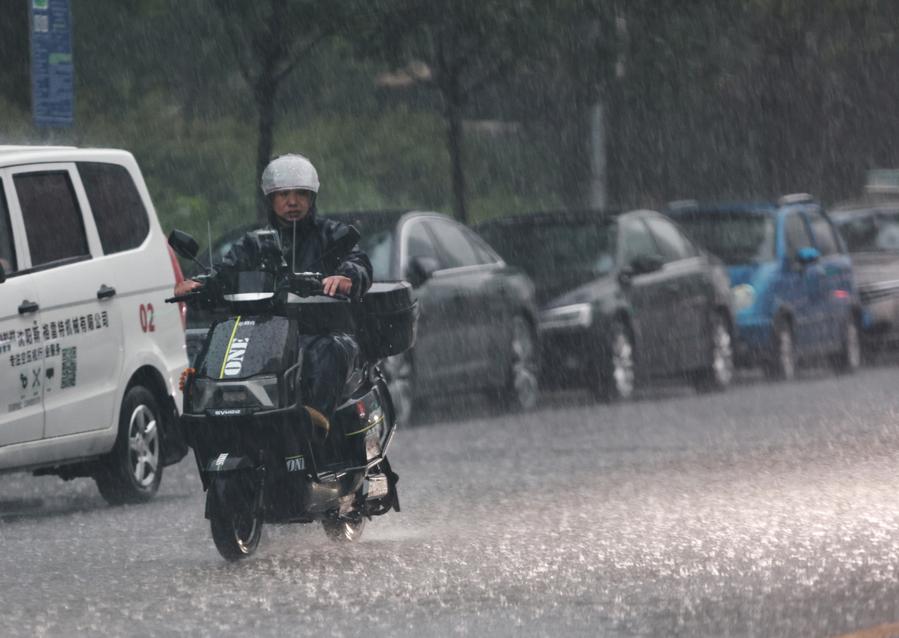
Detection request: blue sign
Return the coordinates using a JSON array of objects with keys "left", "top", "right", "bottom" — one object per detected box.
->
[{"left": 30, "top": 0, "right": 74, "bottom": 127}]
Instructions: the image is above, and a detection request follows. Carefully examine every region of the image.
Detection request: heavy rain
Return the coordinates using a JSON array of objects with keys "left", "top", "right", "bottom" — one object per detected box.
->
[{"left": 2, "top": 1, "right": 899, "bottom": 636}]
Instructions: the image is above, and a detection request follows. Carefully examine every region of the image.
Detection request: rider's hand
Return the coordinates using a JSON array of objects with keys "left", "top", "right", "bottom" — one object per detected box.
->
[
  {"left": 322, "top": 275, "right": 352, "bottom": 297},
  {"left": 174, "top": 279, "right": 202, "bottom": 296}
]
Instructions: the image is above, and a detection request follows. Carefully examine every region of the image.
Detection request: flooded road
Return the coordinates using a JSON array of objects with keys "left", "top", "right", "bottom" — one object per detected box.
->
[{"left": 2, "top": 365, "right": 899, "bottom": 637}]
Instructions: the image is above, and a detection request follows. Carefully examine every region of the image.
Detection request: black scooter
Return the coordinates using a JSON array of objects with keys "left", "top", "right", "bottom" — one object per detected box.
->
[{"left": 166, "top": 227, "right": 417, "bottom": 560}]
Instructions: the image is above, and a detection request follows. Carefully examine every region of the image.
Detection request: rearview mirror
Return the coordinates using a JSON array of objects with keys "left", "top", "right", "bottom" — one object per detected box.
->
[
  {"left": 406, "top": 256, "right": 440, "bottom": 287},
  {"left": 168, "top": 229, "right": 200, "bottom": 261}
]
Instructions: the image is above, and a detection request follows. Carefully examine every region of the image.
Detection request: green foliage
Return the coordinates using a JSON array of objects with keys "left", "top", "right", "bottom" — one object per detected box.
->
[
  {"left": 276, "top": 108, "right": 450, "bottom": 212},
  {"left": 6, "top": 0, "right": 899, "bottom": 234}
]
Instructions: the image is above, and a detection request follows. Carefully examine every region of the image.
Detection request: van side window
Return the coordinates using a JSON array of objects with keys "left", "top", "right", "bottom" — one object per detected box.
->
[
  {"left": 78, "top": 162, "right": 150, "bottom": 254},
  {"left": 0, "top": 183, "right": 17, "bottom": 273},
  {"left": 14, "top": 171, "right": 89, "bottom": 267}
]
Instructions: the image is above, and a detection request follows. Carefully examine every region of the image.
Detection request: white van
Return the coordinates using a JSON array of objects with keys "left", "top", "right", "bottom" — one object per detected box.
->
[{"left": 0, "top": 146, "right": 188, "bottom": 504}]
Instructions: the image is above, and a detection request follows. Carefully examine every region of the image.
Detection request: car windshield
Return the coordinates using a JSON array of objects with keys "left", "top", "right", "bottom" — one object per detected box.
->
[
  {"left": 677, "top": 212, "right": 775, "bottom": 265},
  {"left": 483, "top": 219, "right": 616, "bottom": 289},
  {"left": 832, "top": 210, "right": 899, "bottom": 253}
]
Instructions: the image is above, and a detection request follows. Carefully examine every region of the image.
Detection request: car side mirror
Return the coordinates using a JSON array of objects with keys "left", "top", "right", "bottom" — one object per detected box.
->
[
  {"left": 406, "top": 256, "right": 440, "bottom": 287},
  {"left": 630, "top": 254, "right": 664, "bottom": 275},
  {"left": 795, "top": 246, "right": 821, "bottom": 265},
  {"left": 168, "top": 229, "right": 200, "bottom": 261}
]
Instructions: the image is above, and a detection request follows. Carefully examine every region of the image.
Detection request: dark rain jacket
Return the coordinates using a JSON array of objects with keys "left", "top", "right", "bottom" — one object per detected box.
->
[{"left": 219, "top": 209, "right": 373, "bottom": 299}]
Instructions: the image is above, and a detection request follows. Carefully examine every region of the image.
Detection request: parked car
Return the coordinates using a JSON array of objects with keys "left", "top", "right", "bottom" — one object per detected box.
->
[
  {"left": 187, "top": 210, "right": 541, "bottom": 424},
  {"left": 476, "top": 209, "right": 735, "bottom": 399},
  {"left": 830, "top": 202, "right": 899, "bottom": 352},
  {"left": 0, "top": 145, "right": 188, "bottom": 503},
  {"left": 667, "top": 195, "right": 862, "bottom": 379}
]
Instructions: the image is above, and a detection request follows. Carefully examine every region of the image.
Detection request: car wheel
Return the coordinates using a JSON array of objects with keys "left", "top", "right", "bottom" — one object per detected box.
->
[
  {"left": 384, "top": 353, "right": 415, "bottom": 425},
  {"left": 693, "top": 312, "right": 734, "bottom": 392},
  {"left": 763, "top": 320, "right": 796, "bottom": 381},
  {"left": 322, "top": 515, "right": 366, "bottom": 542},
  {"left": 94, "top": 385, "right": 163, "bottom": 505},
  {"left": 596, "top": 321, "right": 636, "bottom": 401},
  {"left": 830, "top": 316, "right": 861, "bottom": 374},
  {"left": 500, "top": 315, "right": 539, "bottom": 412}
]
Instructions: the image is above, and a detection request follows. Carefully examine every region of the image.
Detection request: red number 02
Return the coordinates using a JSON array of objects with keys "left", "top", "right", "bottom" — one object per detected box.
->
[{"left": 139, "top": 303, "right": 156, "bottom": 333}]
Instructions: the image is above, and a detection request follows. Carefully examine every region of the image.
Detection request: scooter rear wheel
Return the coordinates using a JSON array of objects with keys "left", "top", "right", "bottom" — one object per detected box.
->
[
  {"left": 322, "top": 516, "right": 366, "bottom": 542},
  {"left": 210, "top": 511, "right": 263, "bottom": 560}
]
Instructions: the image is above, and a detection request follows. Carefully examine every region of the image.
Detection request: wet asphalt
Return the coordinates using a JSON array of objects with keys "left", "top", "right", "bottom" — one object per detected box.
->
[{"left": 2, "top": 361, "right": 899, "bottom": 637}]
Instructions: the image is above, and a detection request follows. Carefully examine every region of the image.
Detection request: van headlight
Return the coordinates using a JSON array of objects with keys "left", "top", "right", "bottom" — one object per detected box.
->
[
  {"left": 731, "top": 284, "right": 756, "bottom": 311},
  {"left": 187, "top": 376, "right": 280, "bottom": 413},
  {"left": 539, "top": 303, "right": 593, "bottom": 330}
]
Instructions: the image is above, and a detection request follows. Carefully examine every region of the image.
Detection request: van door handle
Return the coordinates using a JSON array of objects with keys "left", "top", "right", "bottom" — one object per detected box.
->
[
  {"left": 18, "top": 300, "right": 39, "bottom": 315},
  {"left": 97, "top": 284, "right": 117, "bottom": 300}
]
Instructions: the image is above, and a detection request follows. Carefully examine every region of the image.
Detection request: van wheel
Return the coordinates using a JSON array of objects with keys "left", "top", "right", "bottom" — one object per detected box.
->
[
  {"left": 763, "top": 320, "right": 796, "bottom": 381},
  {"left": 830, "top": 316, "right": 861, "bottom": 374},
  {"left": 693, "top": 312, "right": 734, "bottom": 392},
  {"left": 94, "top": 385, "right": 163, "bottom": 505},
  {"left": 595, "top": 321, "right": 636, "bottom": 401}
]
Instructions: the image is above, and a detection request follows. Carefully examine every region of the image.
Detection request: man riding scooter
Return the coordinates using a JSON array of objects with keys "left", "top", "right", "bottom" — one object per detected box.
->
[{"left": 174, "top": 153, "right": 373, "bottom": 433}]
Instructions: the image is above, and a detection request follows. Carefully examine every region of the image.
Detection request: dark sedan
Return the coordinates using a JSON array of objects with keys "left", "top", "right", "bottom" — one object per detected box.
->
[
  {"left": 830, "top": 203, "right": 899, "bottom": 352},
  {"left": 476, "top": 209, "right": 735, "bottom": 399},
  {"left": 329, "top": 210, "right": 540, "bottom": 423}
]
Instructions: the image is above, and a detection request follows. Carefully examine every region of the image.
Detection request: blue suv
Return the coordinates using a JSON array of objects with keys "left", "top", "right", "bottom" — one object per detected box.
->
[{"left": 667, "top": 195, "right": 861, "bottom": 379}]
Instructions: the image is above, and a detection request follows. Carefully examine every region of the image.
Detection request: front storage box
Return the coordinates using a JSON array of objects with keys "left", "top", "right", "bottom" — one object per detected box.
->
[{"left": 358, "top": 282, "right": 418, "bottom": 359}]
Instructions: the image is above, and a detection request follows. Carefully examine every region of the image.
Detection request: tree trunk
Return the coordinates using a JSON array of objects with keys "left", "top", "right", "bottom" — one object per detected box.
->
[
  {"left": 558, "top": 99, "right": 593, "bottom": 210},
  {"left": 255, "top": 74, "right": 277, "bottom": 222},
  {"left": 253, "top": 0, "right": 286, "bottom": 223}
]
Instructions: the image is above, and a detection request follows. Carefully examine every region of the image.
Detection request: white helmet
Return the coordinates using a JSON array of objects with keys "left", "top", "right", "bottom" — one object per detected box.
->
[{"left": 260, "top": 154, "right": 320, "bottom": 196}]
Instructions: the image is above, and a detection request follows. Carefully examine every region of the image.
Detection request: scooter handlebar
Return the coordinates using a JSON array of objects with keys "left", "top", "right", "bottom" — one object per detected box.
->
[{"left": 281, "top": 274, "right": 354, "bottom": 302}]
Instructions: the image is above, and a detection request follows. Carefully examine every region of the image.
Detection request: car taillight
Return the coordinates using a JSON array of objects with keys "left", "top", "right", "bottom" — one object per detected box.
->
[
  {"left": 167, "top": 245, "right": 187, "bottom": 330},
  {"left": 832, "top": 289, "right": 850, "bottom": 300}
]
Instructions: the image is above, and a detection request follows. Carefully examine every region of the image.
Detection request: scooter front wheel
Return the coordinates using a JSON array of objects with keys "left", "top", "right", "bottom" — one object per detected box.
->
[{"left": 209, "top": 510, "right": 263, "bottom": 560}]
